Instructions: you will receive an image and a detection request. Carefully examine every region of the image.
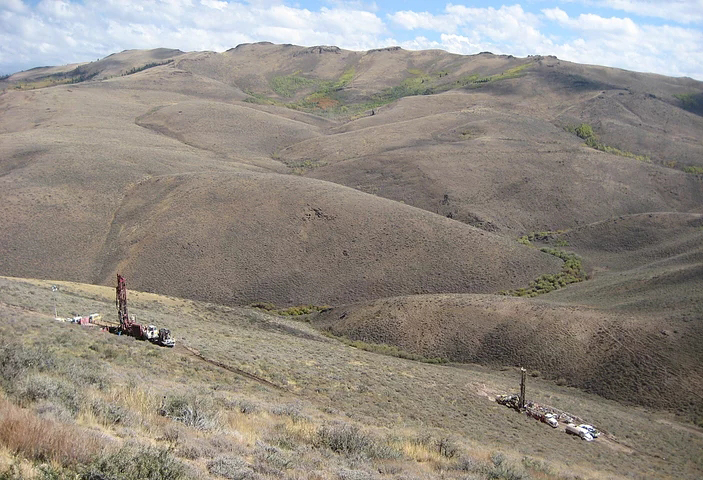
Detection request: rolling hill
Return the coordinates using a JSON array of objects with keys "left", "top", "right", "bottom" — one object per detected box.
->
[{"left": 1, "top": 43, "right": 702, "bottom": 432}]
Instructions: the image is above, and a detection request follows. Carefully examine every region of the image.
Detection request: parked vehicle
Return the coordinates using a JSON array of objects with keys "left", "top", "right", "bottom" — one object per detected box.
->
[
  {"left": 566, "top": 423, "right": 598, "bottom": 441},
  {"left": 113, "top": 274, "right": 174, "bottom": 347}
]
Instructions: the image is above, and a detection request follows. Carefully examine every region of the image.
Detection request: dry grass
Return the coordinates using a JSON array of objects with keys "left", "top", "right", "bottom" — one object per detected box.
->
[
  {"left": 2, "top": 277, "right": 702, "bottom": 479},
  {"left": 0, "top": 399, "right": 107, "bottom": 466}
]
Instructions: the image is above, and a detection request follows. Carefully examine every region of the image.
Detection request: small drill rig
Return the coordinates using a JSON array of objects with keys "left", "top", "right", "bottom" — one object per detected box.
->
[{"left": 114, "top": 274, "right": 174, "bottom": 347}]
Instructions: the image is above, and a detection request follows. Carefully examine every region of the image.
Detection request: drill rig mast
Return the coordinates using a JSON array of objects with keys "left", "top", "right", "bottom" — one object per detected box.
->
[
  {"left": 116, "top": 273, "right": 130, "bottom": 328},
  {"left": 114, "top": 274, "right": 174, "bottom": 347},
  {"left": 115, "top": 273, "right": 145, "bottom": 340}
]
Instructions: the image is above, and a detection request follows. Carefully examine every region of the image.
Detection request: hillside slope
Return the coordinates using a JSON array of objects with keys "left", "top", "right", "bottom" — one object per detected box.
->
[
  {"left": 314, "top": 211, "right": 703, "bottom": 416},
  {"left": 94, "top": 171, "right": 560, "bottom": 306},
  {"left": 2, "top": 275, "right": 702, "bottom": 479},
  {"left": 0, "top": 44, "right": 701, "bottom": 405}
]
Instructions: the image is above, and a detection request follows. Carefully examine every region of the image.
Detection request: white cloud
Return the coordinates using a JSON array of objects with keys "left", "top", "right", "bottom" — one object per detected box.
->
[
  {"left": 0, "top": 0, "right": 27, "bottom": 13},
  {"left": 391, "top": 5, "right": 551, "bottom": 55},
  {"left": 0, "top": 0, "right": 390, "bottom": 74},
  {"left": 390, "top": 3, "right": 702, "bottom": 79},
  {"left": 538, "top": 8, "right": 703, "bottom": 78},
  {"left": 389, "top": 10, "right": 458, "bottom": 31},
  {"left": 590, "top": 0, "right": 703, "bottom": 24},
  {"left": 391, "top": 5, "right": 554, "bottom": 58},
  {"left": 0, "top": 1, "right": 701, "bottom": 80},
  {"left": 200, "top": 0, "right": 228, "bottom": 11},
  {"left": 542, "top": 7, "right": 569, "bottom": 24},
  {"left": 325, "top": 0, "right": 379, "bottom": 12}
]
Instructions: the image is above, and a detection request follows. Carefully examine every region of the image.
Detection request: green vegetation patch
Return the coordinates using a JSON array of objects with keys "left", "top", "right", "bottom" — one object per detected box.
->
[
  {"left": 250, "top": 302, "right": 331, "bottom": 316},
  {"left": 454, "top": 62, "right": 532, "bottom": 90},
  {"left": 501, "top": 247, "right": 587, "bottom": 297},
  {"left": 243, "top": 91, "right": 279, "bottom": 106},
  {"left": 122, "top": 59, "right": 174, "bottom": 76},
  {"left": 673, "top": 92, "right": 703, "bottom": 115},
  {"left": 332, "top": 67, "right": 355, "bottom": 89},
  {"left": 249, "top": 62, "right": 533, "bottom": 117},
  {"left": 270, "top": 71, "right": 317, "bottom": 97},
  {"left": 517, "top": 230, "right": 570, "bottom": 247},
  {"left": 565, "top": 123, "right": 651, "bottom": 162},
  {"left": 683, "top": 165, "right": 703, "bottom": 174},
  {"left": 9, "top": 66, "right": 100, "bottom": 91}
]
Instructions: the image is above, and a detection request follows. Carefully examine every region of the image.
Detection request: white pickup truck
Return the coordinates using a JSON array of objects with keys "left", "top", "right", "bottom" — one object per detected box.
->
[{"left": 566, "top": 423, "right": 600, "bottom": 441}]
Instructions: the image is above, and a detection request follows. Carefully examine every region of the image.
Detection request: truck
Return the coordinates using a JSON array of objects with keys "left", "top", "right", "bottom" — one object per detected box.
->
[
  {"left": 145, "top": 324, "right": 175, "bottom": 348},
  {"left": 565, "top": 423, "right": 600, "bottom": 441},
  {"left": 113, "top": 274, "right": 175, "bottom": 347}
]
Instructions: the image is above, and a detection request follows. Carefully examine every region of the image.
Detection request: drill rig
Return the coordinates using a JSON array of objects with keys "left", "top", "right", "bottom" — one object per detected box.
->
[{"left": 115, "top": 274, "right": 175, "bottom": 347}]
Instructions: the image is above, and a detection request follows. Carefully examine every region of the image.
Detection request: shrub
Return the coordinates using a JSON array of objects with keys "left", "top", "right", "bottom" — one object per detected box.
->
[
  {"left": 81, "top": 444, "right": 187, "bottom": 480},
  {"left": 317, "top": 423, "right": 370, "bottom": 455},
  {"left": 34, "top": 400, "right": 74, "bottom": 424},
  {"left": 565, "top": 123, "right": 650, "bottom": 161},
  {"left": 253, "top": 441, "right": 292, "bottom": 473},
  {"left": 486, "top": 463, "right": 528, "bottom": 480},
  {"left": 206, "top": 455, "right": 256, "bottom": 480},
  {"left": 160, "top": 395, "right": 217, "bottom": 430},
  {"left": 453, "top": 455, "right": 481, "bottom": 472},
  {"left": 62, "top": 360, "right": 109, "bottom": 391},
  {"left": 573, "top": 123, "right": 595, "bottom": 140},
  {"left": 250, "top": 303, "right": 331, "bottom": 316},
  {"left": 314, "top": 423, "right": 400, "bottom": 460},
  {"left": 175, "top": 443, "right": 202, "bottom": 460},
  {"left": 228, "top": 398, "right": 259, "bottom": 414},
  {"left": 337, "top": 469, "right": 374, "bottom": 480},
  {"left": 17, "top": 374, "right": 79, "bottom": 414},
  {"left": 91, "top": 399, "right": 131, "bottom": 426},
  {"left": 121, "top": 59, "right": 174, "bottom": 76},
  {"left": 485, "top": 453, "right": 528, "bottom": 480},
  {"left": 490, "top": 452, "right": 506, "bottom": 467},
  {"left": 674, "top": 92, "right": 703, "bottom": 115},
  {"left": 502, "top": 248, "right": 586, "bottom": 297},
  {"left": 522, "top": 456, "right": 553, "bottom": 475},
  {"left": 436, "top": 437, "right": 459, "bottom": 459},
  {"left": 270, "top": 73, "right": 317, "bottom": 97},
  {"left": 0, "top": 341, "right": 55, "bottom": 388},
  {"left": 683, "top": 165, "right": 703, "bottom": 174}
]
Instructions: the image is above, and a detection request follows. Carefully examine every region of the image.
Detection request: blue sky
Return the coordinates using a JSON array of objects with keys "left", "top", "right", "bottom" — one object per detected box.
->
[{"left": 1, "top": 0, "right": 702, "bottom": 79}]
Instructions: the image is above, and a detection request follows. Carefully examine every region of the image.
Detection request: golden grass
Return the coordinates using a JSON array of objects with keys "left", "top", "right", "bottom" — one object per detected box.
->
[
  {"left": 110, "top": 383, "right": 158, "bottom": 418},
  {"left": 396, "top": 440, "right": 444, "bottom": 464},
  {"left": 0, "top": 399, "right": 107, "bottom": 467},
  {"left": 225, "top": 410, "right": 272, "bottom": 446},
  {"left": 281, "top": 417, "right": 319, "bottom": 445}
]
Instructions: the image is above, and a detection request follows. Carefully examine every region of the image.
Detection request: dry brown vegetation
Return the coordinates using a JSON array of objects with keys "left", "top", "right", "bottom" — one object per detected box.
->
[
  {"left": 1, "top": 43, "right": 702, "bottom": 478},
  {"left": 0, "top": 399, "right": 107, "bottom": 466},
  {"left": 2, "top": 276, "right": 703, "bottom": 479}
]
